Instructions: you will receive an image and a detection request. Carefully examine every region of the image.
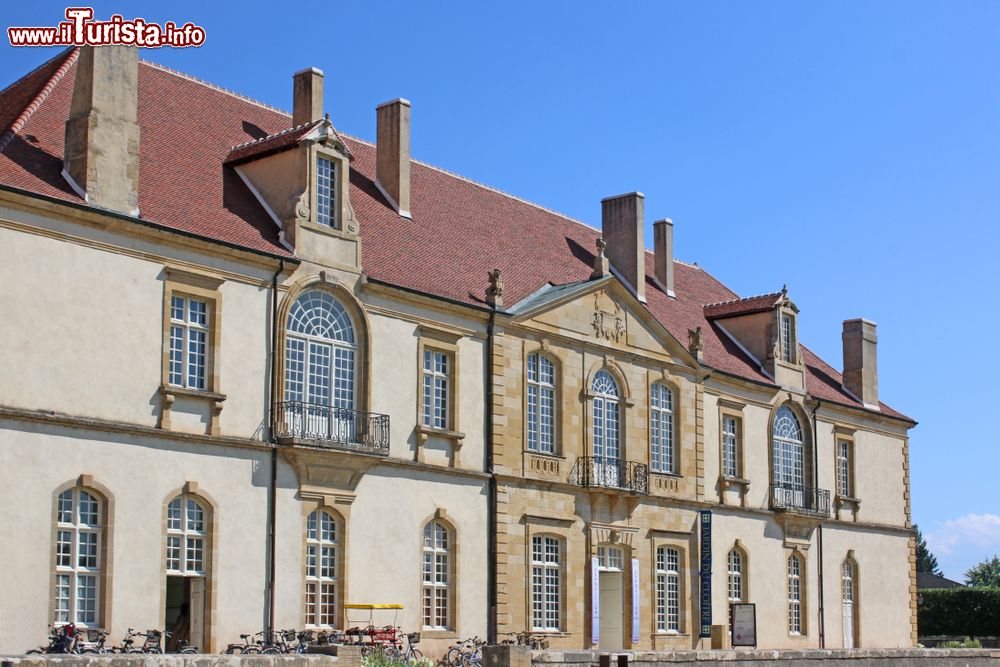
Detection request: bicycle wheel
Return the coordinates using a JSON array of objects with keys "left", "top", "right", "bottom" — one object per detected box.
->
[
  {"left": 446, "top": 647, "right": 462, "bottom": 666},
  {"left": 261, "top": 647, "right": 281, "bottom": 655},
  {"left": 241, "top": 647, "right": 261, "bottom": 655},
  {"left": 409, "top": 648, "right": 423, "bottom": 662}
]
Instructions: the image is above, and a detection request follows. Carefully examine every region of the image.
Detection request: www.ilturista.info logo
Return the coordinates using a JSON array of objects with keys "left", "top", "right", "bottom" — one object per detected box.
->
[{"left": 8, "top": 7, "right": 206, "bottom": 47}]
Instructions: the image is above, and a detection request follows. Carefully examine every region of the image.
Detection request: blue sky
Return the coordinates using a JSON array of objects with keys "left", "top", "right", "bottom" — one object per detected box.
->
[{"left": 3, "top": 2, "right": 998, "bottom": 580}]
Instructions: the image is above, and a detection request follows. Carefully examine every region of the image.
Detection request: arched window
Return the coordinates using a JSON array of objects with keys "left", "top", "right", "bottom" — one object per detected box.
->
[
  {"left": 728, "top": 548, "right": 745, "bottom": 603},
  {"left": 422, "top": 520, "right": 453, "bottom": 630},
  {"left": 592, "top": 370, "right": 620, "bottom": 462},
  {"left": 283, "top": 290, "right": 357, "bottom": 439},
  {"left": 773, "top": 406, "right": 805, "bottom": 503},
  {"left": 656, "top": 546, "right": 681, "bottom": 633},
  {"left": 787, "top": 553, "right": 803, "bottom": 635},
  {"left": 650, "top": 382, "right": 675, "bottom": 473},
  {"left": 305, "top": 509, "right": 339, "bottom": 627},
  {"left": 842, "top": 558, "right": 857, "bottom": 648},
  {"left": 166, "top": 495, "right": 207, "bottom": 575},
  {"left": 54, "top": 487, "right": 103, "bottom": 626},
  {"left": 526, "top": 353, "right": 556, "bottom": 453},
  {"left": 530, "top": 534, "right": 561, "bottom": 631}
]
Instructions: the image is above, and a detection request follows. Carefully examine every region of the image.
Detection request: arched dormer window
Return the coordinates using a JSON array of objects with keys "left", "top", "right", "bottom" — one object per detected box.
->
[
  {"left": 283, "top": 290, "right": 357, "bottom": 440},
  {"left": 526, "top": 353, "right": 556, "bottom": 454}
]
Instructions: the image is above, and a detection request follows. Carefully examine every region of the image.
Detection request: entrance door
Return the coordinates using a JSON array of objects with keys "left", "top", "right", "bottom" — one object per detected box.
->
[
  {"left": 597, "top": 546, "right": 625, "bottom": 650},
  {"left": 165, "top": 576, "right": 206, "bottom": 652}
]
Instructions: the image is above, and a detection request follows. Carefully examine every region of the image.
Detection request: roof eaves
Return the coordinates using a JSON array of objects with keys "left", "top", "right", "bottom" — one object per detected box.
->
[{"left": 0, "top": 47, "right": 79, "bottom": 155}]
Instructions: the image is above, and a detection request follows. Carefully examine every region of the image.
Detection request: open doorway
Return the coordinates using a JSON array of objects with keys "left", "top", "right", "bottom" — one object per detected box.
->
[{"left": 165, "top": 576, "right": 205, "bottom": 652}]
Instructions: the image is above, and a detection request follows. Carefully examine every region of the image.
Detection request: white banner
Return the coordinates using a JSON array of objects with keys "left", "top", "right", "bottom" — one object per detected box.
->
[
  {"left": 631, "top": 558, "right": 640, "bottom": 644},
  {"left": 591, "top": 556, "right": 600, "bottom": 645}
]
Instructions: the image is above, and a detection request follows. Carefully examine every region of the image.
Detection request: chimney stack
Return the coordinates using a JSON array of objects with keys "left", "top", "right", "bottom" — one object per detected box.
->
[
  {"left": 842, "top": 319, "right": 878, "bottom": 408},
  {"left": 601, "top": 192, "right": 646, "bottom": 302},
  {"left": 292, "top": 67, "right": 324, "bottom": 127},
  {"left": 376, "top": 98, "right": 412, "bottom": 218},
  {"left": 653, "top": 218, "right": 675, "bottom": 297},
  {"left": 63, "top": 45, "right": 140, "bottom": 216}
]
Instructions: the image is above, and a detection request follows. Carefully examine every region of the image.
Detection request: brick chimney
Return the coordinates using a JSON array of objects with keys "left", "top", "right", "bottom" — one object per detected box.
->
[
  {"left": 63, "top": 45, "right": 140, "bottom": 216},
  {"left": 842, "top": 319, "right": 878, "bottom": 408},
  {"left": 653, "top": 218, "right": 675, "bottom": 297},
  {"left": 376, "top": 98, "right": 411, "bottom": 218},
  {"left": 292, "top": 67, "right": 324, "bottom": 127},
  {"left": 601, "top": 192, "right": 646, "bottom": 302}
]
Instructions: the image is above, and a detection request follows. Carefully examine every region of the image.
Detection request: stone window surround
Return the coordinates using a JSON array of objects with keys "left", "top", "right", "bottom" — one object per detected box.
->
[
  {"left": 648, "top": 377, "right": 680, "bottom": 476},
  {"left": 581, "top": 360, "right": 634, "bottom": 466},
  {"left": 786, "top": 548, "right": 807, "bottom": 638},
  {"left": 649, "top": 535, "right": 690, "bottom": 638},
  {"left": 842, "top": 549, "right": 861, "bottom": 648},
  {"left": 522, "top": 342, "right": 562, "bottom": 457},
  {"left": 718, "top": 399, "right": 749, "bottom": 506},
  {"left": 49, "top": 475, "right": 115, "bottom": 632},
  {"left": 726, "top": 540, "right": 750, "bottom": 604},
  {"left": 159, "top": 266, "right": 226, "bottom": 436},
  {"left": 304, "top": 144, "right": 351, "bottom": 238},
  {"left": 302, "top": 505, "right": 345, "bottom": 630},
  {"left": 833, "top": 425, "right": 862, "bottom": 521},
  {"left": 415, "top": 326, "right": 465, "bottom": 464},
  {"left": 523, "top": 515, "right": 573, "bottom": 635},
  {"left": 776, "top": 306, "right": 800, "bottom": 366},
  {"left": 419, "top": 508, "right": 459, "bottom": 639},
  {"left": 768, "top": 400, "right": 814, "bottom": 493}
]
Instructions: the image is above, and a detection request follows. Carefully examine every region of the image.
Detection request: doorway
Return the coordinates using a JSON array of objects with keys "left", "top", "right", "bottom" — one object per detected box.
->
[
  {"left": 165, "top": 576, "right": 205, "bottom": 652},
  {"left": 597, "top": 546, "right": 625, "bottom": 650}
]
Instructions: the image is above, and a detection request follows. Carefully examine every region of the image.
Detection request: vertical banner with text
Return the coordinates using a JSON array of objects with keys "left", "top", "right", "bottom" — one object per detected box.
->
[
  {"left": 591, "top": 556, "right": 600, "bottom": 646},
  {"left": 631, "top": 558, "right": 640, "bottom": 644},
  {"left": 699, "top": 510, "right": 713, "bottom": 638}
]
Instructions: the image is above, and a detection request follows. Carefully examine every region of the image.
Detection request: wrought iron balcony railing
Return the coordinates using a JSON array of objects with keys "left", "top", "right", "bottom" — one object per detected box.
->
[
  {"left": 770, "top": 482, "right": 831, "bottom": 517},
  {"left": 274, "top": 401, "right": 390, "bottom": 454},
  {"left": 571, "top": 456, "right": 649, "bottom": 494}
]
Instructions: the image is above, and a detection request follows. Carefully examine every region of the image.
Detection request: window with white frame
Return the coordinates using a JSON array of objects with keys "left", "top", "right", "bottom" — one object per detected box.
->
[
  {"left": 727, "top": 548, "right": 744, "bottom": 603},
  {"left": 788, "top": 553, "right": 803, "bottom": 634},
  {"left": 773, "top": 406, "right": 805, "bottom": 490},
  {"left": 422, "top": 349, "right": 450, "bottom": 429},
  {"left": 531, "top": 535, "right": 561, "bottom": 631},
  {"left": 656, "top": 546, "right": 681, "bottom": 633},
  {"left": 422, "top": 521, "right": 452, "bottom": 630},
  {"left": 722, "top": 415, "right": 740, "bottom": 478},
  {"left": 54, "top": 488, "right": 102, "bottom": 626},
  {"left": 526, "top": 353, "right": 556, "bottom": 453},
  {"left": 592, "top": 370, "right": 620, "bottom": 461},
  {"left": 166, "top": 495, "right": 207, "bottom": 576},
  {"left": 305, "top": 509, "right": 338, "bottom": 627},
  {"left": 780, "top": 313, "right": 794, "bottom": 363},
  {"left": 316, "top": 156, "right": 337, "bottom": 228},
  {"left": 169, "top": 295, "right": 209, "bottom": 390},
  {"left": 650, "top": 382, "right": 675, "bottom": 473},
  {"left": 837, "top": 440, "right": 852, "bottom": 497}
]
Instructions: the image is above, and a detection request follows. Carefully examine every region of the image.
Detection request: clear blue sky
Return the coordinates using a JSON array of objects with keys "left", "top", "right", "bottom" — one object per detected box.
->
[{"left": 3, "top": 1, "right": 998, "bottom": 580}]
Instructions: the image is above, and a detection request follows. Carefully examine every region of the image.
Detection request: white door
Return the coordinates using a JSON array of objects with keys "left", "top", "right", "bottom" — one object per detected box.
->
[
  {"left": 843, "top": 600, "right": 854, "bottom": 649},
  {"left": 599, "top": 571, "right": 624, "bottom": 650},
  {"left": 189, "top": 577, "right": 205, "bottom": 652}
]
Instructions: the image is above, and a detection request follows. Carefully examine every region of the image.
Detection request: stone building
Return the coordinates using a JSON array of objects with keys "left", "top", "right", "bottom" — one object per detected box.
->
[{"left": 0, "top": 46, "right": 915, "bottom": 654}]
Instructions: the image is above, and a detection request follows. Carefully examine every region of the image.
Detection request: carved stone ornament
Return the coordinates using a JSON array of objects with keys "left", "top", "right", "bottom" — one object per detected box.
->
[
  {"left": 486, "top": 268, "right": 504, "bottom": 309},
  {"left": 592, "top": 293, "right": 626, "bottom": 343},
  {"left": 292, "top": 191, "right": 310, "bottom": 222},
  {"left": 591, "top": 237, "right": 610, "bottom": 279},
  {"left": 688, "top": 326, "right": 704, "bottom": 356}
]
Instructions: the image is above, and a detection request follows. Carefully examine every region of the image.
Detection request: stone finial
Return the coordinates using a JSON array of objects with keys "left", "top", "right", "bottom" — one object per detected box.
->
[
  {"left": 486, "top": 268, "right": 504, "bottom": 309},
  {"left": 688, "top": 326, "right": 704, "bottom": 361},
  {"left": 591, "top": 237, "right": 610, "bottom": 279}
]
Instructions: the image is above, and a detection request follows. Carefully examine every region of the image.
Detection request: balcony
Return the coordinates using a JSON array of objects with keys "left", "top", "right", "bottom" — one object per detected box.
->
[
  {"left": 571, "top": 456, "right": 649, "bottom": 494},
  {"left": 770, "top": 483, "right": 831, "bottom": 517},
  {"left": 274, "top": 401, "right": 390, "bottom": 455}
]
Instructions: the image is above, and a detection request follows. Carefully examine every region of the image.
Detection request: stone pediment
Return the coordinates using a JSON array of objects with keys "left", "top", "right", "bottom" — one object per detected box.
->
[{"left": 508, "top": 278, "right": 699, "bottom": 368}]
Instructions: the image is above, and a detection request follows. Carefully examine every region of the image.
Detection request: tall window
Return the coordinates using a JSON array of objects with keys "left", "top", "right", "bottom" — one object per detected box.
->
[
  {"left": 316, "top": 157, "right": 337, "bottom": 228},
  {"left": 531, "top": 535, "right": 561, "bottom": 631},
  {"left": 305, "top": 510, "right": 338, "bottom": 627},
  {"left": 284, "top": 291, "right": 357, "bottom": 439},
  {"left": 592, "top": 371, "right": 620, "bottom": 461},
  {"left": 780, "top": 313, "right": 794, "bottom": 362},
  {"left": 650, "top": 382, "right": 675, "bottom": 473},
  {"left": 788, "top": 553, "right": 803, "bottom": 635},
  {"left": 837, "top": 440, "right": 853, "bottom": 497},
  {"left": 166, "top": 495, "right": 206, "bottom": 576},
  {"left": 526, "top": 353, "right": 556, "bottom": 453},
  {"left": 722, "top": 416, "right": 740, "bottom": 478},
  {"left": 169, "top": 295, "right": 208, "bottom": 390},
  {"left": 422, "top": 350, "right": 450, "bottom": 429},
  {"left": 656, "top": 546, "right": 681, "bottom": 633},
  {"left": 842, "top": 558, "right": 857, "bottom": 648},
  {"left": 773, "top": 406, "right": 805, "bottom": 491},
  {"left": 54, "top": 488, "right": 102, "bottom": 626},
  {"left": 727, "top": 548, "right": 744, "bottom": 603},
  {"left": 422, "top": 521, "right": 452, "bottom": 630}
]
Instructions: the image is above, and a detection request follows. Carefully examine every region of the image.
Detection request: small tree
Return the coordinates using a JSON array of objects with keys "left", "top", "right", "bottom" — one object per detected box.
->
[
  {"left": 914, "top": 524, "right": 942, "bottom": 575},
  {"left": 965, "top": 555, "right": 1000, "bottom": 588}
]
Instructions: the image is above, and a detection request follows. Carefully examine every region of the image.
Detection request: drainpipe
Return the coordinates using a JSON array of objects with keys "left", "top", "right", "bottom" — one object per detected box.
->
[
  {"left": 486, "top": 307, "right": 498, "bottom": 645},
  {"left": 812, "top": 401, "right": 825, "bottom": 648},
  {"left": 266, "top": 260, "right": 284, "bottom": 636}
]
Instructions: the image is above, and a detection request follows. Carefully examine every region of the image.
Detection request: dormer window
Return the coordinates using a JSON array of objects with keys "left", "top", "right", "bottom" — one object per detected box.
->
[
  {"left": 316, "top": 156, "right": 337, "bottom": 228},
  {"left": 780, "top": 313, "right": 794, "bottom": 363}
]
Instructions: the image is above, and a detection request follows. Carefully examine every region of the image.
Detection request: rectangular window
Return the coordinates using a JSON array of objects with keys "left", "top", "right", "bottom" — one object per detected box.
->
[
  {"left": 317, "top": 157, "right": 336, "bottom": 227},
  {"left": 656, "top": 546, "right": 680, "bottom": 632},
  {"left": 837, "top": 440, "right": 852, "bottom": 497},
  {"left": 722, "top": 416, "right": 740, "bottom": 478},
  {"left": 422, "top": 349, "right": 450, "bottom": 429},
  {"left": 788, "top": 556, "right": 802, "bottom": 634},
  {"left": 727, "top": 550, "right": 743, "bottom": 602},
  {"left": 780, "top": 314, "right": 794, "bottom": 363},
  {"left": 54, "top": 574, "right": 71, "bottom": 624},
  {"left": 76, "top": 575, "right": 97, "bottom": 625},
  {"left": 531, "top": 536, "right": 560, "bottom": 631},
  {"left": 527, "top": 353, "right": 556, "bottom": 454},
  {"left": 168, "top": 295, "right": 209, "bottom": 390},
  {"left": 650, "top": 383, "right": 675, "bottom": 473}
]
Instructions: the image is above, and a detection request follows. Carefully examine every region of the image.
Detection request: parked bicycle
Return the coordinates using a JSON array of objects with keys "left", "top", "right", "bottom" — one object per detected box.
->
[
  {"left": 27, "top": 624, "right": 78, "bottom": 654},
  {"left": 445, "top": 636, "right": 485, "bottom": 667}
]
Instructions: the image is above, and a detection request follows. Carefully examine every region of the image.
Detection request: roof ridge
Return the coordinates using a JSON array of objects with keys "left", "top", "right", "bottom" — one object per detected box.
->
[
  {"left": 140, "top": 58, "right": 291, "bottom": 117},
  {"left": 703, "top": 290, "right": 781, "bottom": 309},
  {"left": 0, "top": 47, "right": 79, "bottom": 155},
  {"left": 340, "top": 132, "right": 601, "bottom": 235}
]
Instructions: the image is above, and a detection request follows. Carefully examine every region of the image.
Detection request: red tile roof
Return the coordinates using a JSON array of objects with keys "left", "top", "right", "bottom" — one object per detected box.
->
[
  {"left": 0, "top": 49, "right": 911, "bottom": 422},
  {"left": 704, "top": 292, "right": 783, "bottom": 319},
  {"left": 226, "top": 120, "right": 321, "bottom": 164}
]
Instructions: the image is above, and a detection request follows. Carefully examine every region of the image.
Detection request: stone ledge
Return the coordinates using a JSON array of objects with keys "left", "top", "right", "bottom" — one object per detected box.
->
[{"left": 530, "top": 648, "right": 1000, "bottom": 664}]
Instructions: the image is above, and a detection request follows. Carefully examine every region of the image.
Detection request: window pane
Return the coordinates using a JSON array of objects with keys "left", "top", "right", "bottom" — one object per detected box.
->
[
  {"left": 76, "top": 575, "right": 97, "bottom": 625},
  {"left": 57, "top": 490, "right": 73, "bottom": 524},
  {"left": 317, "top": 157, "right": 335, "bottom": 227},
  {"left": 54, "top": 574, "right": 71, "bottom": 623}
]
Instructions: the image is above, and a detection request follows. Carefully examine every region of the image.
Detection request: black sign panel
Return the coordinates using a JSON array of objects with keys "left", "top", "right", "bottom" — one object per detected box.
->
[
  {"left": 730, "top": 603, "right": 757, "bottom": 647},
  {"left": 699, "top": 510, "right": 712, "bottom": 638}
]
